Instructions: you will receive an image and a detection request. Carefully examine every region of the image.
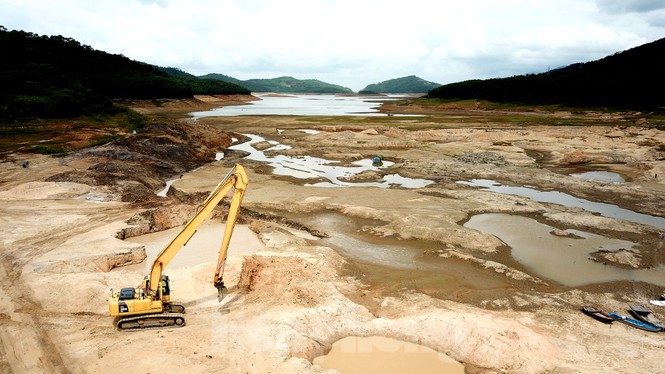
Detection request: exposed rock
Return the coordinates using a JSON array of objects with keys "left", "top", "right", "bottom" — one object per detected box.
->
[
  {"left": 561, "top": 150, "right": 593, "bottom": 165},
  {"left": 589, "top": 248, "right": 642, "bottom": 268},
  {"left": 550, "top": 229, "right": 584, "bottom": 239},
  {"left": 453, "top": 152, "right": 506, "bottom": 165},
  {"left": 338, "top": 169, "right": 382, "bottom": 182},
  {"left": 46, "top": 121, "right": 234, "bottom": 203}
]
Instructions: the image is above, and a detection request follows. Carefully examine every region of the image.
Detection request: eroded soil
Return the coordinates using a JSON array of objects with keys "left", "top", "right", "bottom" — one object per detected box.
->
[{"left": 1, "top": 96, "right": 664, "bottom": 373}]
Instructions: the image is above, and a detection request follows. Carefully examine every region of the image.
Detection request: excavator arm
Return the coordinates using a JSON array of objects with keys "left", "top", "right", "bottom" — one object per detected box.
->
[{"left": 147, "top": 164, "right": 248, "bottom": 298}]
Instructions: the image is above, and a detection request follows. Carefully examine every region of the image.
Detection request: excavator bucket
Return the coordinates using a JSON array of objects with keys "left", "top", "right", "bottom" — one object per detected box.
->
[{"left": 216, "top": 282, "right": 227, "bottom": 302}]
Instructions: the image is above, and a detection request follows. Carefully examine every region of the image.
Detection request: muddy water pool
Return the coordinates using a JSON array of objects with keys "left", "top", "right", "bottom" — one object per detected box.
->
[
  {"left": 464, "top": 214, "right": 665, "bottom": 287},
  {"left": 302, "top": 213, "right": 516, "bottom": 297},
  {"left": 313, "top": 336, "right": 464, "bottom": 374},
  {"left": 122, "top": 221, "right": 264, "bottom": 273}
]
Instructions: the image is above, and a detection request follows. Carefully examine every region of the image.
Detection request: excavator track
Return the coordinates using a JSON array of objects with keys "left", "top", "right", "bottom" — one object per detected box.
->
[
  {"left": 164, "top": 302, "right": 186, "bottom": 314},
  {"left": 116, "top": 312, "right": 185, "bottom": 331}
]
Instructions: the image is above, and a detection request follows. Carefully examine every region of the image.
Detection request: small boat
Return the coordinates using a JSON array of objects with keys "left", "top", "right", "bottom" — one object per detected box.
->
[
  {"left": 629, "top": 304, "right": 665, "bottom": 331},
  {"left": 580, "top": 306, "right": 614, "bottom": 324},
  {"left": 607, "top": 312, "right": 662, "bottom": 332}
]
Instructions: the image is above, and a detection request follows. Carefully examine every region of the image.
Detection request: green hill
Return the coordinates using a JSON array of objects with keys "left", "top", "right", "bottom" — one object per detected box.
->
[
  {"left": 199, "top": 74, "right": 354, "bottom": 94},
  {"left": 359, "top": 75, "right": 441, "bottom": 94},
  {"left": 198, "top": 73, "right": 245, "bottom": 86},
  {"left": 0, "top": 27, "right": 249, "bottom": 121},
  {"left": 156, "top": 66, "right": 197, "bottom": 79},
  {"left": 427, "top": 37, "right": 665, "bottom": 110}
]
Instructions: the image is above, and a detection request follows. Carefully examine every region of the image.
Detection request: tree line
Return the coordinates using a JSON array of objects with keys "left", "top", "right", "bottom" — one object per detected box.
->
[
  {"left": 0, "top": 27, "right": 249, "bottom": 121},
  {"left": 427, "top": 37, "right": 665, "bottom": 110}
]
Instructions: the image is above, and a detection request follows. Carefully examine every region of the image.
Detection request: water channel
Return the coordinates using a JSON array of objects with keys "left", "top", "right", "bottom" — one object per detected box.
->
[
  {"left": 229, "top": 133, "right": 434, "bottom": 188},
  {"left": 457, "top": 179, "right": 665, "bottom": 229},
  {"left": 229, "top": 134, "right": 664, "bottom": 287}
]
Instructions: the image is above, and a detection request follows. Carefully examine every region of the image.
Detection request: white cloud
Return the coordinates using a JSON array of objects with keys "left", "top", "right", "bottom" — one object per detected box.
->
[{"left": 1, "top": 0, "right": 663, "bottom": 91}]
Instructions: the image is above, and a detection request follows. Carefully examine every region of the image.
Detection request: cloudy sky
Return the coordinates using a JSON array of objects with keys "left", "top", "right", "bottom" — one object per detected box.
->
[{"left": 2, "top": 0, "right": 664, "bottom": 91}]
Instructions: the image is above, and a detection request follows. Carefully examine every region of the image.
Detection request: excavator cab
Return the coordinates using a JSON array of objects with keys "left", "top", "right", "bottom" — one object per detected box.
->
[{"left": 141, "top": 274, "right": 171, "bottom": 301}]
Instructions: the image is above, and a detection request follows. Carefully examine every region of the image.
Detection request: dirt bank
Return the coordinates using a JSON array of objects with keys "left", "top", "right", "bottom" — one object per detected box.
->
[{"left": 1, "top": 100, "right": 664, "bottom": 373}]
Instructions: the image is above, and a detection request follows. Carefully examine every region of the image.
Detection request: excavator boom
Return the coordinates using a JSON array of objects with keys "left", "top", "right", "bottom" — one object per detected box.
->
[{"left": 148, "top": 164, "right": 248, "bottom": 296}]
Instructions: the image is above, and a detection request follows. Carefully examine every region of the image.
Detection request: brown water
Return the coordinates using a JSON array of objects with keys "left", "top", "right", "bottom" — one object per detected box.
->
[
  {"left": 464, "top": 213, "right": 665, "bottom": 287},
  {"left": 299, "top": 213, "right": 516, "bottom": 302},
  {"left": 122, "top": 221, "right": 264, "bottom": 272},
  {"left": 313, "top": 336, "right": 464, "bottom": 374}
]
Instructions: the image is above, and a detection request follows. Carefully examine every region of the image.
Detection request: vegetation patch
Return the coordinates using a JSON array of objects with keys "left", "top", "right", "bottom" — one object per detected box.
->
[
  {"left": 427, "top": 37, "right": 665, "bottom": 111},
  {"left": 0, "top": 27, "right": 249, "bottom": 123}
]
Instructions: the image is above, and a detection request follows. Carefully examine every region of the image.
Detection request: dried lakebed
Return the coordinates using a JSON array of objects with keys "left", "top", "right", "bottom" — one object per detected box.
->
[{"left": 147, "top": 129, "right": 662, "bottom": 296}]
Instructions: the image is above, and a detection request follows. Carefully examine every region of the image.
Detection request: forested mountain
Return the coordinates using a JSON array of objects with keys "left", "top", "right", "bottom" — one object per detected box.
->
[
  {"left": 157, "top": 66, "right": 197, "bottom": 79},
  {"left": 359, "top": 75, "right": 440, "bottom": 94},
  {"left": 199, "top": 74, "right": 354, "bottom": 94},
  {"left": 198, "top": 73, "right": 245, "bottom": 86},
  {"left": 427, "top": 37, "right": 665, "bottom": 110},
  {"left": 0, "top": 27, "right": 249, "bottom": 121}
]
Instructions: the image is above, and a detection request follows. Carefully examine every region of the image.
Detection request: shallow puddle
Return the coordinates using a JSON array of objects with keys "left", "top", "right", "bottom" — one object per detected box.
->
[
  {"left": 121, "top": 221, "right": 264, "bottom": 272},
  {"left": 458, "top": 179, "right": 665, "bottom": 229},
  {"left": 464, "top": 213, "right": 665, "bottom": 287},
  {"left": 230, "top": 133, "right": 433, "bottom": 188},
  {"left": 313, "top": 336, "right": 464, "bottom": 374},
  {"left": 303, "top": 213, "right": 514, "bottom": 294},
  {"left": 570, "top": 170, "right": 624, "bottom": 183}
]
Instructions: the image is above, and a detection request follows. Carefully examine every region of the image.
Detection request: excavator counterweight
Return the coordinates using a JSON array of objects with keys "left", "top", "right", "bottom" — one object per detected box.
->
[{"left": 108, "top": 164, "right": 248, "bottom": 331}]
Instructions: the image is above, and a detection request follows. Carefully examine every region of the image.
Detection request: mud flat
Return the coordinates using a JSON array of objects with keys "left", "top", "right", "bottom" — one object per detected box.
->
[{"left": 1, "top": 100, "right": 665, "bottom": 373}]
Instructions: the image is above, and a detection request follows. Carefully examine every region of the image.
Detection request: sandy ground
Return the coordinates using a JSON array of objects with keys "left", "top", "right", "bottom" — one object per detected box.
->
[{"left": 1, "top": 97, "right": 665, "bottom": 373}]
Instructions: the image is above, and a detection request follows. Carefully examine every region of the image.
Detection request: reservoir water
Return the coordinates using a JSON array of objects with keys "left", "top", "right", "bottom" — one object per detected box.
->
[{"left": 190, "top": 93, "right": 420, "bottom": 118}]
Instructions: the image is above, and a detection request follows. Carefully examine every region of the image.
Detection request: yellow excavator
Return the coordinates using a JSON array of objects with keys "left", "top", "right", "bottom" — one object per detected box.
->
[{"left": 108, "top": 164, "right": 248, "bottom": 331}]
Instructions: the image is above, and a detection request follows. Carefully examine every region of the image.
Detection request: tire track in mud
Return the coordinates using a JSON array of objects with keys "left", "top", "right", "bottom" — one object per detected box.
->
[
  {"left": 0, "top": 201, "right": 135, "bottom": 373},
  {"left": 0, "top": 258, "right": 71, "bottom": 373}
]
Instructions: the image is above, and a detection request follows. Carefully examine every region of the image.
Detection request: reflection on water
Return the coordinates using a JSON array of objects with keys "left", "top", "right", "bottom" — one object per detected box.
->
[
  {"left": 190, "top": 93, "right": 423, "bottom": 118},
  {"left": 230, "top": 134, "right": 433, "bottom": 188},
  {"left": 190, "top": 94, "right": 422, "bottom": 119},
  {"left": 458, "top": 179, "right": 665, "bottom": 229},
  {"left": 465, "top": 213, "right": 665, "bottom": 287},
  {"left": 570, "top": 171, "right": 624, "bottom": 183}
]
